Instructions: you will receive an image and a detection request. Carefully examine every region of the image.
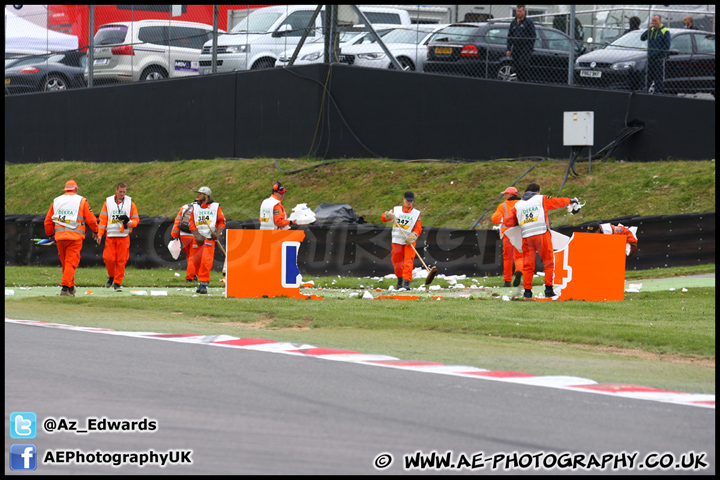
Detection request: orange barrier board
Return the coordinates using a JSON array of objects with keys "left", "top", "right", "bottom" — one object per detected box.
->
[
  {"left": 552, "top": 232, "right": 626, "bottom": 301},
  {"left": 225, "top": 229, "right": 309, "bottom": 299}
]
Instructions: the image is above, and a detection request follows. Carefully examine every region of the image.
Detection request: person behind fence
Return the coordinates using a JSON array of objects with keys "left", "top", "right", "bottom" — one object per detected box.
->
[
  {"left": 95, "top": 182, "right": 140, "bottom": 292},
  {"left": 506, "top": 5, "right": 536, "bottom": 82},
  {"left": 641, "top": 14, "right": 671, "bottom": 94},
  {"left": 259, "top": 181, "right": 297, "bottom": 230},
  {"left": 170, "top": 195, "right": 202, "bottom": 282},
  {"left": 186, "top": 186, "right": 226, "bottom": 295},
  {"left": 585, "top": 222, "right": 638, "bottom": 256},
  {"left": 504, "top": 183, "right": 579, "bottom": 299},
  {"left": 624, "top": 16, "right": 641, "bottom": 35},
  {"left": 44, "top": 179, "right": 99, "bottom": 297},
  {"left": 381, "top": 191, "right": 423, "bottom": 291},
  {"left": 491, "top": 186, "right": 524, "bottom": 288},
  {"left": 683, "top": 16, "right": 698, "bottom": 30}
]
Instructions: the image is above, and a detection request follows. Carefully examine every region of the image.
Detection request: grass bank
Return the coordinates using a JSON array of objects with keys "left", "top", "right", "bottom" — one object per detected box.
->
[{"left": 4, "top": 158, "right": 715, "bottom": 229}]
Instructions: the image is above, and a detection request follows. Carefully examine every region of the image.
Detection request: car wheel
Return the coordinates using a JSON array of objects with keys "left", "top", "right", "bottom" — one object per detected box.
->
[
  {"left": 44, "top": 74, "right": 68, "bottom": 91},
  {"left": 496, "top": 64, "right": 517, "bottom": 82},
  {"left": 251, "top": 58, "right": 275, "bottom": 70},
  {"left": 141, "top": 67, "right": 167, "bottom": 81},
  {"left": 390, "top": 57, "right": 415, "bottom": 71}
]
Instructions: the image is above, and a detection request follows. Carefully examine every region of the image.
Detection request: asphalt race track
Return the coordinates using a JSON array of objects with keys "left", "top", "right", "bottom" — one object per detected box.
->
[{"left": 5, "top": 322, "right": 715, "bottom": 474}]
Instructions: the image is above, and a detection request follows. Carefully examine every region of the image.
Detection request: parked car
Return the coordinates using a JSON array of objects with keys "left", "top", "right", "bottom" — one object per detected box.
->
[
  {"left": 5, "top": 50, "right": 86, "bottom": 94},
  {"left": 425, "top": 22, "right": 586, "bottom": 84},
  {"left": 200, "top": 4, "right": 411, "bottom": 73},
  {"left": 85, "top": 20, "right": 222, "bottom": 84},
  {"left": 341, "top": 24, "right": 448, "bottom": 72},
  {"left": 575, "top": 28, "right": 715, "bottom": 95},
  {"left": 275, "top": 29, "right": 390, "bottom": 67}
]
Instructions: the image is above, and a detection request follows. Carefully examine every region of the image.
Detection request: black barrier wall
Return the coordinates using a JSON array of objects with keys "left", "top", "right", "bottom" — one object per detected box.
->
[
  {"left": 4, "top": 65, "right": 715, "bottom": 163},
  {"left": 6, "top": 213, "right": 714, "bottom": 278}
]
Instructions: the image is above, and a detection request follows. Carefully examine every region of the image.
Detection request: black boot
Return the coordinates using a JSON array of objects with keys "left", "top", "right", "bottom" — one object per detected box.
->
[
  {"left": 524, "top": 289, "right": 533, "bottom": 299},
  {"left": 105, "top": 276, "right": 114, "bottom": 288},
  {"left": 403, "top": 279, "right": 411, "bottom": 290},
  {"left": 503, "top": 281, "right": 512, "bottom": 287},
  {"left": 513, "top": 270, "right": 522, "bottom": 287},
  {"left": 396, "top": 277, "right": 403, "bottom": 290},
  {"left": 544, "top": 286, "right": 555, "bottom": 298}
]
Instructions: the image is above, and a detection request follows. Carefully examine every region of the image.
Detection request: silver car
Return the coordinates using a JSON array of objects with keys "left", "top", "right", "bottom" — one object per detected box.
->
[{"left": 86, "top": 20, "right": 222, "bottom": 84}]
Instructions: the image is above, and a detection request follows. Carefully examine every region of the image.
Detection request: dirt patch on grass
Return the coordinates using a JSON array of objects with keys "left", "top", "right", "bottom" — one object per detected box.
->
[
  {"left": 540, "top": 340, "right": 715, "bottom": 368},
  {"left": 218, "top": 316, "right": 312, "bottom": 331}
]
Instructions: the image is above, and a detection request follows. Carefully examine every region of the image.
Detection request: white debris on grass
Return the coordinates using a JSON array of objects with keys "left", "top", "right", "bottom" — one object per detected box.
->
[
  {"left": 682, "top": 288, "right": 688, "bottom": 292},
  {"left": 502, "top": 295, "right": 510, "bottom": 301},
  {"left": 362, "top": 291, "right": 374, "bottom": 300},
  {"left": 349, "top": 292, "right": 359, "bottom": 298},
  {"left": 5, "top": 289, "right": 14, "bottom": 296},
  {"left": 669, "top": 288, "right": 676, "bottom": 291},
  {"left": 150, "top": 291, "right": 168, "bottom": 296}
]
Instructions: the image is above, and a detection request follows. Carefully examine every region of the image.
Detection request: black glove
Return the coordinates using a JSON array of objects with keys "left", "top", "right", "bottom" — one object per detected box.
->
[{"left": 119, "top": 214, "right": 130, "bottom": 227}]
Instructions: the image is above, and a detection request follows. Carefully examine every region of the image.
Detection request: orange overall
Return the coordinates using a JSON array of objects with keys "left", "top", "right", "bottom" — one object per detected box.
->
[
  {"left": 381, "top": 207, "right": 422, "bottom": 282},
  {"left": 491, "top": 199, "right": 524, "bottom": 282},
  {"left": 187, "top": 202, "right": 226, "bottom": 283},
  {"left": 97, "top": 196, "right": 139, "bottom": 286},
  {"left": 171, "top": 201, "right": 201, "bottom": 280},
  {"left": 505, "top": 194, "right": 571, "bottom": 290},
  {"left": 44, "top": 193, "right": 98, "bottom": 289}
]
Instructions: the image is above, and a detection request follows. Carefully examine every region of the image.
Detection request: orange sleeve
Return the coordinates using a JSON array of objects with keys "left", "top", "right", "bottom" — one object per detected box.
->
[
  {"left": 129, "top": 201, "right": 140, "bottom": 229},
  {"left": 411, "top": 217, "right": 422, "bottom": 237},
  {"left": 97, "top": 202, "right": 109, "bottom": 237},
  {"left": 171, "top": 205, "right": 184, "bottom": 238},
  {"left": 44, "top": 203, "right": 56, "bottom": 237},
  {"left": 490, "top": 203, "right": 505, "bottom": 224},
  {"left": 273, "top": 203, "right": 290, "bottom": 229},
  {"left": 543, "top": 196, "right": 572, "bottom": 211},
  {"left": 82, "top": 198, "right": 98, "bottom": 234},
  {"left": 618, "top": 225, "right": 638, "bottom": 244},
  {"left": 504, "top": 207, "right": 519, "bottom": 227},
  {"left": 216, "top": 206, "right": 226, "bottom": 229}
]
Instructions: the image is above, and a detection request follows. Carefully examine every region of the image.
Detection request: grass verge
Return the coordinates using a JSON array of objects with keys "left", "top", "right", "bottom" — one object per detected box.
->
[{"left": 4, "top": 265, "right": 715, "bottom": 394}]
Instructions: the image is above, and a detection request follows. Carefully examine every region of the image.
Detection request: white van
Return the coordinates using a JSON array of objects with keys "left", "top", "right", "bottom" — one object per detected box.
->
[{"left": 198, "top": 4, "right": 411, "bottom": 73}]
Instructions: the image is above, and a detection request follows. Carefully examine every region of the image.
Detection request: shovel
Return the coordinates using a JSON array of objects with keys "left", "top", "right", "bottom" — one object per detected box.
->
[{"left": 393, "top": 221, "right": 438, "bottom": 285}]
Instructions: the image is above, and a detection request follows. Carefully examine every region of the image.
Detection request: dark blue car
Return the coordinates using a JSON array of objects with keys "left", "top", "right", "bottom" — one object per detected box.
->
[{"left": 5, "top": 50, "right": 87, "bottom": 95}]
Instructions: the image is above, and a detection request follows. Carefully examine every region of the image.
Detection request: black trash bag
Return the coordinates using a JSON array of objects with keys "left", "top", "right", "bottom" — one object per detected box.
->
[{"left": 312, "top": 203, "right": 365, "bottom": 225}]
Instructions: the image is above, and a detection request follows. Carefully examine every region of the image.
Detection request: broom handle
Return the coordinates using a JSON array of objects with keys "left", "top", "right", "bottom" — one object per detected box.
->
[
  {"left": 394, "top": 221, "right": 431, "bottom": 273},
  {"left": 210, "top": 227, "right": 227, "bottom": 256}
]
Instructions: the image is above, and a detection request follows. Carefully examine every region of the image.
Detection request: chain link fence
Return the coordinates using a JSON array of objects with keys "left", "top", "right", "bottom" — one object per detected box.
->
[{"left": 4, "top": 5, "right": 715, "bottom": 98}]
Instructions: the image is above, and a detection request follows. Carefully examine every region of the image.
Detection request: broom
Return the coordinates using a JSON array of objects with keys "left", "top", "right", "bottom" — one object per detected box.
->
[
  {"left": 393, "top": 221, "right": 439, "bottom": 285},
  {"left": 210, "top": 227, "right": 227, "bottom": 276}
]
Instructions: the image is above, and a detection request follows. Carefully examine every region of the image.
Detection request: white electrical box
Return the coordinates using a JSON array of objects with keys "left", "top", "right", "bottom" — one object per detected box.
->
[{"left": 563, "top": 111, "right": 594, "bottom": 146}]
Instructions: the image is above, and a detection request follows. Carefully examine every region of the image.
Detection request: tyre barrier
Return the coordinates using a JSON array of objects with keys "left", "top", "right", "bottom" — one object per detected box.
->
[{"left": 5, "top": 212, "right": 714, "bottom": 277}]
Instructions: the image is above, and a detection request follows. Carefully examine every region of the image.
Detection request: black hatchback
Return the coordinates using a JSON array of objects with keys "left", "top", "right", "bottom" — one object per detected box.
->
[
  {"left": 574, "top": 28, "right": 715, "bottom": 95},
  {"left": 425, "top": 22, "right": 586, "bottom": 84}
]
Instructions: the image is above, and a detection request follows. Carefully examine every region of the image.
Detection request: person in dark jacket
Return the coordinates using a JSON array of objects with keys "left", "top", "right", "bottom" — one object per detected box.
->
[
  {"left": 506, "top": 5, "right": 536, "bottom": 82},
  {"left": 640, "top": 14, "right": 671, "bottom": 94},
  {"left": 624, "top": 16, "right": 641, "bottom": 34},
  {"left": 683, "top": 16, "right": 698, "bottom": 30}
]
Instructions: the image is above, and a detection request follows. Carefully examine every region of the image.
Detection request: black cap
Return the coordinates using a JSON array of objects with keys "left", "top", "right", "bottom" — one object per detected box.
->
[
  {"left": 404, "top": 191, "right": 415, "bottom": 201},
  {"left": 585, "top": 222, "right": 601, "bottom": 232}
]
